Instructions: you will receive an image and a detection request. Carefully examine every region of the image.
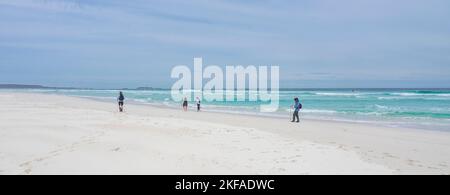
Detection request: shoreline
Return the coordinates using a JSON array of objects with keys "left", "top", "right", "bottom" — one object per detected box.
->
[
  {"left": 8, "top": 89, "right": 449, "bottom": 132},
  {"left": 1, "top": 92, "right": 450, "bottom": 174},
  {"left": 65, "top": 92, "right": 450, "bottom": 133}
]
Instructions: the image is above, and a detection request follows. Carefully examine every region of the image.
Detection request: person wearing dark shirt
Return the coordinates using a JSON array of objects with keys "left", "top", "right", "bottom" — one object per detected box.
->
[{"left": 118, "top": 92, "right": 125, "bottom": 112}]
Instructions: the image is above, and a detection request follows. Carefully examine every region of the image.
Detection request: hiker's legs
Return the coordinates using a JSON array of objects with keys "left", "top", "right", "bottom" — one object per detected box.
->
[
  {"left": 197, "top": 104, "right": 200, "bottom": 111},
  {"left": 119, "top": 102, "right": 124, "bottom": 112},
  {"left": 294, "top": 111, "right": 299, "bottom": 122},
  {"left": 292, "top": 112, "right": 295, "bottom": 122}
]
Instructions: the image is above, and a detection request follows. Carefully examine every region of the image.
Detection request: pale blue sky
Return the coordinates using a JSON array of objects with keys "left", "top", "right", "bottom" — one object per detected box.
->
[{"left": 1, "top": 0, "right": 449, "bottom": 88}]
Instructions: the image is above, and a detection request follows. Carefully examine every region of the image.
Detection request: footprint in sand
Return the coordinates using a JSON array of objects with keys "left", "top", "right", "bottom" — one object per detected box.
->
[
  {"left": 383, "top": 153, "right": 397, "bottom": 159},
  {"left": 338, "top": 145, "right": 348, "bottom": 151},
  {"left": 20, "top": 162, "right": 33, "bottom": 174},
  {"left": 202, "top": 131, "right": 212, "bottom": 135},
  {"left": 24, "top": 168, "right": 32, "bottom": 174},
  {"left": 438, "top": 163, "right": 448, "bottom": 168},
  {"left": 406, "top": 159, "right": 418, "bottom": 166},
  {"left": 112, "top": 147, "right": 121, "bottom": 152},
  {"left": 18, "top": 131, "right": 106, "bottom": 174},
  {"left": 289, "top": 155, "right": 302, "bottom": 159},
  {"left": 35, "top": 157, "right": 46, "bottom": 162},
  {"left": 50, "top": 149, "right": 61, "bottom": 154}
]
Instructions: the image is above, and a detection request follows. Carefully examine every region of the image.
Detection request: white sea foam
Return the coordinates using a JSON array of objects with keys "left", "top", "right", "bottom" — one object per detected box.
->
[
  {"left": 301, "top": 109, "right": 338, "bottom": 114},
  {"left": 12, "top": 88, "right": 450, "bottom": 131},
  {"left": 391, "top": 92, "right": 450, "bottom": 97},
  {"left": 315, "top": 92, "right": 360, "bottom": 96},
  {"left": 374, "top": 104, "right": 389, "bottom": 110}
]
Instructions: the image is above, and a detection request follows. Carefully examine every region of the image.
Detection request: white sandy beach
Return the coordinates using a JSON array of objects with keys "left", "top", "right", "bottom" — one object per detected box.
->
[{"left": 0, "top": 92, "right": 450, "bottom": 175}]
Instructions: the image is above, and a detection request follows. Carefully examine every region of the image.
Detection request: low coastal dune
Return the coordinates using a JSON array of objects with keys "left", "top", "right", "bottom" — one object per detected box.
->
[{"left": 1, "top": 92, "right": 450, "bottom": 175}]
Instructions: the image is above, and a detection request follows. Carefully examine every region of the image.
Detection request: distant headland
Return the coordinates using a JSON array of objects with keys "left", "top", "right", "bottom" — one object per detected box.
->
[{"left": 0, "top": 84, "right": 166, "bottom": 90}]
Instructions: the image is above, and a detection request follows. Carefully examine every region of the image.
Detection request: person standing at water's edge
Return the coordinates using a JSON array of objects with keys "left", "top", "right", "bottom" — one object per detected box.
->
[
  {"left": 291, "top": 97, "right": 302, "bottom": 123},
  {"left": 183, "top": 97, "right": 188, "bottom": 111},
  {"left": 196, "top": 97, "right": 201, "bottom": 112},
  {"left": 118, "top": 92, "right": 125, "bottom": 112}
]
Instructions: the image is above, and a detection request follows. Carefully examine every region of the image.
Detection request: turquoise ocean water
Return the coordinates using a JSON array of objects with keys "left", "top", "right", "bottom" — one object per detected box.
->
[{"left": 5, "top": 88, "right": 450, "bottom": 131}]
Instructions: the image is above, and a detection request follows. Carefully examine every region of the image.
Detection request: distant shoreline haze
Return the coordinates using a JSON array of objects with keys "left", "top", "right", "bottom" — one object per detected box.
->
[{"left": 0, "top": 84, "right": 449, "bottom": 91}]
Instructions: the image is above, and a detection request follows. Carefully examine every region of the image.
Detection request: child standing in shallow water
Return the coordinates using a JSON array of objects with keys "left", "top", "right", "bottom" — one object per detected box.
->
[
  {"left": 196, "top": 97, "right": 201, "bottom": 112},
  {"left": 182, "top": 97, "right": 188, "bottom": 111}
]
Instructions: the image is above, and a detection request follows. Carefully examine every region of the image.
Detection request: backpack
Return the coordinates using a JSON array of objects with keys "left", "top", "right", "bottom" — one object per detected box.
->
[{"left": 298, "top": 103, "right": 302, "bottom": 110}]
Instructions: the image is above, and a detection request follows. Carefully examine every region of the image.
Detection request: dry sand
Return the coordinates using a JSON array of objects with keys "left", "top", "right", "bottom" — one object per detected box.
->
[{"left": 1, "top": 92, "right": 450, "bottom": 175}]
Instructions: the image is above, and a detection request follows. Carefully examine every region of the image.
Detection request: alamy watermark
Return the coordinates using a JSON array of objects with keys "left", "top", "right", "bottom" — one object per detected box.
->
[{"left": 171, "top": 58, "right": 279, "bottom": 112}]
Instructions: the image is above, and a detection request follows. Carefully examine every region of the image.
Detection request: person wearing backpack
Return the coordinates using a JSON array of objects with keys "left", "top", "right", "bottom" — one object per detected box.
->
[
  {"left": 118, "top": 91, "right": 125, "bottom": 112},
  {"left": 291, "top": 97, "right": 302, "bottom": 123}
]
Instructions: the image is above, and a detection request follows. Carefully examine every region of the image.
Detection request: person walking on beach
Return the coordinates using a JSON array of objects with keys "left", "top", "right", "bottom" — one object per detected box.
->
[
  {"left": 196, "top": 97, "right": 201, "bottom": 112},
  {"left": 291, "top": 97, "right": 302, "bottom": 123},
  {"left": 183, "top": 97, "right": 188, "bottom": 111},
  {"left": 118, "top": 91, "right": 125, "bottom": 112}
]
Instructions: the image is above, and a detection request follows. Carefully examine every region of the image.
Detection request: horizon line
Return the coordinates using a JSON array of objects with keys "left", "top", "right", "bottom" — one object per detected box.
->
[{"left": 1, "top": 84, "right": 450, "bottom": 91}]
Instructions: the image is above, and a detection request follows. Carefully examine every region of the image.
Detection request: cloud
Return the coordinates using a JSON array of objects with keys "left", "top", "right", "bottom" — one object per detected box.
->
[
  {"left": 1, "top": 0, "right": 450, "bottom": 88},
  {"left": 0, "top": 0, "right": 87, "bottom": 12}
]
